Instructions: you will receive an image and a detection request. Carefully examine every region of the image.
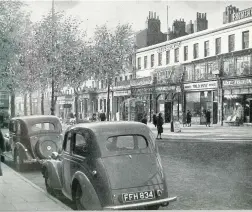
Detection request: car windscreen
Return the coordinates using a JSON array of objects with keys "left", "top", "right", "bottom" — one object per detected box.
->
[
  {"left": 106, "top": 135, "right": 149, "bottom": 153},
  {"left": 31, "top": 122, "right": 55, "bottom": 132}
]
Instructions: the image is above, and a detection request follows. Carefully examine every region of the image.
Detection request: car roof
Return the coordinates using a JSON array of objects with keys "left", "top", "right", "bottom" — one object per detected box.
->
[
  {"left": 67, "top": 121, "right": 151, "bottom": 135},
  {"left": 11, "top": 115, "right": 58, "bottom": 121}
]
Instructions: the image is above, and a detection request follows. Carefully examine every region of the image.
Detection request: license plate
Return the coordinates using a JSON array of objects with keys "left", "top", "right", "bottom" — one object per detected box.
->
[{"left": 122, "top": 190, "right": 155, "bottom": 202}]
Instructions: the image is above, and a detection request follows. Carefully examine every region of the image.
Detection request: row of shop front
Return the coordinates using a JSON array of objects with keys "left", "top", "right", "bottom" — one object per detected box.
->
[{"left": 54, "top": 76, "right": 252, "bottom": 125}]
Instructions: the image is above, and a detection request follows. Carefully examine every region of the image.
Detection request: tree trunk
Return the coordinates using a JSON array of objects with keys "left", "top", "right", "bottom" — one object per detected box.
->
[
  {"left": 10, "top": 92, "right": 15, "bottom": 118},
  {"left": 50, "top": 78, "right": 55, "bottom": 115},
  {"left": 170, "top": 96, "right": 174, "bottom": 132},
  {"left": 41, "top": 92, "right": 44, "bottom": 115},
  {"left": 29, "top": 92, "right": 32, "bottom": 115},
  {"left": 24, "top": 94, "right": 28, "bottom": 116},
  {"left": 74, "top": 92, "right": 79, "bottom": 124},
  {"left": 107, "top": 84, "right": 110, "bottom": 121}
]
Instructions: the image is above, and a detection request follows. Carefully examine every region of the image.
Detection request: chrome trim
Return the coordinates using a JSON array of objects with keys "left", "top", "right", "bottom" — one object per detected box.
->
[{"left": 104, "top": 196, "right": 177, "bottom": 210}]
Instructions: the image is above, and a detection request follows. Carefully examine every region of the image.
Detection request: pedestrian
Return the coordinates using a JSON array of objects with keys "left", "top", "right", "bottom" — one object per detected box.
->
[
  {"left": 152, "top": 113, "right": 157, "bottom": 127},
  {"left": 100, "top": 111, "right": 106, "bottom": 121},
  {"left": 183, "top": 111, "right": 187, "bottom": 127},
  {"left": 156, "top": 113, "right": 164, "bottom": 139},
  {"left": 141, "top": 113, "right": 147, "bottom": 125},
  {"left": 186, "top": 110, "right": 192, "bottom": 127},
  {"left": 0, "top": 128, "right": 4, "bottom": 176},
  {"left": 206, "top": 109, "right": 211, "bottom": 127}
]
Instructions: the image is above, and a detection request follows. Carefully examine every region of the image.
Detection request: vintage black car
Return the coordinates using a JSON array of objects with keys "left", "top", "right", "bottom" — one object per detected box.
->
[
  {"left": 41, "top": 122, "right": 177, "bottom": 210},
  {"left": 6, "top": 115, "right": 63, "bottom": 171}
]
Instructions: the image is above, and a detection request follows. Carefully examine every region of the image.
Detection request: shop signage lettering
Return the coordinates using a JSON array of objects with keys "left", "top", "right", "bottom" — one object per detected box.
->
[
  {"left": 184, "top": 81, "right": 217, "bottom": 91},
  {"left": 233, "top": 7, "right": 252, "bottom": 22},
  {"left": 223, "top": 78, "right": 252, "bottom": 86},
  {"left": 157, "top": 42, "right": 181, "bottom": 53},
  {"left": 113, "top": 90, "right": 131, "bottom": 97}
]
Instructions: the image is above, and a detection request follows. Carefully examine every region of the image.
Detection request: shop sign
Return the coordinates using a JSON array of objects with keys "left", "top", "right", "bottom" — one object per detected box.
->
[
  {"left": 157, "top": 42, "right": 181, "bottom": 53},
  {"left": 232, "top": 7, "right": 252, "bottom": 22},
  {"left": 184, "top": 81, "right": 217, "bottom": 91},
  {"left": 63, "top": 104, "right": 72, "bottom": 108},
  {"left": 223, "top": 78, "right": 252, "bottom": 87},
  {"left": 114, "top": 90, "right": 131, "bottom": 97}
]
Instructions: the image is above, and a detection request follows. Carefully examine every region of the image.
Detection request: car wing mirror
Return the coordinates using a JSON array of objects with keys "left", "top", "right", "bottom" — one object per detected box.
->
[{"left": 51, "top": 152, "right": 59, "bottom": 160}]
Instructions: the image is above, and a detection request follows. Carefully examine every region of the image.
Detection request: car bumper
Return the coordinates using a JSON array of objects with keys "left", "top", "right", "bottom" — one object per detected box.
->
[
  {"left": 104, "top": 196, "right": 177, "bottom": 210},
  {"left": 23, "top": 158, "right": 47, "bottom": 164}
]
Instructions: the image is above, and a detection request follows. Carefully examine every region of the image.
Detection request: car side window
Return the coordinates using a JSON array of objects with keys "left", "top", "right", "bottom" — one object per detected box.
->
[
  {"left": 73, "top": 132, "right": 89, "bottom": 156},
  {"left": 9, "top": 121, "right": 16, "bottom": 133},
  {"left": 63, "top": 132, "right": 72, "bottom": 153},
  {"left": 16, "top": 121, "right": 21, "bottom": 135}
]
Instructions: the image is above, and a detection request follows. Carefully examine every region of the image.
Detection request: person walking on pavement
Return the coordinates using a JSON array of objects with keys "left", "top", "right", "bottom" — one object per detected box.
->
[
  {"left": 99, "top": 111, "right": 106, "bottom": 121},
  {"left": 186, "top": 110, "right": 192, "bottom": 127},
  {"left": 0, "top": 128, "right": 4, "bottom": 176},
  {"left": 141, "top": 113, "right": 147, "bottom": 125},
  {"left": 206, "top": 109, "right": 211, "bottom": 127},
  {"left": 156, "top": 113, "right": 164, "bottom": 139},
  {"left": 152, "top": 113, "right": 157, "bottom": 127}
]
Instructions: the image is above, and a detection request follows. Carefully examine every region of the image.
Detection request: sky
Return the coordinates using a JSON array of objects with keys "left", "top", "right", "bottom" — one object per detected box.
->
[{"left": 25, "top": 0, "right": 252, "bottom": 37}]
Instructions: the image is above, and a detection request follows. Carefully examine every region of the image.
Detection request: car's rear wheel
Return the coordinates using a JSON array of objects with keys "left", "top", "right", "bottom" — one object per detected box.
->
[
  {"left": 14, "top": 150, "right": 24, "bottom": 172},
  {"left": 75, "top": 184, "right": 86, "bottom": 210},
  {"left": 145, "top": 205, "right": 160, "bottom": 210}
]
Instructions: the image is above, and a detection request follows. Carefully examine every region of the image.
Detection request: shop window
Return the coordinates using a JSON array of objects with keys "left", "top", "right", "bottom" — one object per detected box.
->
[
  {"left": 236, "top": 55, "right": 251, "bottom": 76},
  {"left": 144, "top": 56, "right": 147, "bottom": 68},
  {"left": 242, "top": 31, "right": 249, "bottom": 49},
  {"left": 223, "top": 58, "right": 235, "bottom": 77},
  {"left": 206, "top": 61, "right": 217, "bottom": 79},
  {"left": 100, "top": 99, "right": 102, "bottom": 110},
  {"left": 228, "top": 34, "right": 235, "bottom": 52},
  {"left": 151, "top": 54, "right": 154, "bottom": 67},
  {"left": 193, "top": 43, "right": 199, "bottom": 59},
  {"left": 158, "top": 52, "right": 162, "bottom": 66},
  {"left": 184, "top": 46, "right": 188, "bottom": 61},
  {"left": 174, "top": 48, "right": 179, "bottom": 63},
  {"left": 166, "top": 51, "right": 170, "bottom": 64},
  {"left": 204, "top": 41, "right": 209, "bottom": 57},
  {"left": 215, "top": 37, "right": 221, "bottom": 55}
]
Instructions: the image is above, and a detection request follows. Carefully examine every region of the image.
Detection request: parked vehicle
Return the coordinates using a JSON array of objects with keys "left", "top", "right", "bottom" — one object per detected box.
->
[
  {"left": 3, "top": 115, "right": 63, "bottom": 171},
  {"left": 41, "top": 121, "right": 177, "bottom": 210}
]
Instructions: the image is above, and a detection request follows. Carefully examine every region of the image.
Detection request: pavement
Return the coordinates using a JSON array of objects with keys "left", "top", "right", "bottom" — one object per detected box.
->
[{"left": 0, "top": 163, "right": 72, "bottom": 211}]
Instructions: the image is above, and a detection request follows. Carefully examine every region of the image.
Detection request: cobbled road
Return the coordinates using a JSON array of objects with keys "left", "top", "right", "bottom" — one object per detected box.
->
[{"left": 4, "top": 138, "right": 252, "bottom": 210}]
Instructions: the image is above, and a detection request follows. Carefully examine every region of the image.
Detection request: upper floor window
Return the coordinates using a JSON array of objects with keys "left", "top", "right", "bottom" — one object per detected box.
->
[
  {"left": 242, "top": 31, "right": 249, "bottom": 49},
  {"left": 92, "top": 81, "right": 94, "bottom": 88},
  {"left": 193, "top": 43, "right": 199, "bottom": 59},
  {"left": 151, "top": 54, "right": 154, "bottom": 67},
  {"left": 228, "top": 34, "right": 235, "bottom": 52},
  {"left": 101, "top": 80, "right": 104, "bottom": 89},
  {"left": 166, "top": 51, "right": 170, "bottom": 64},
  {"left": 204, "top": 41, "right": 209, "bottom": 57},
  {"left": 114, "top": 77, "right": 117, "bottom": 86},
  {"left": 158, "top": 52, "right": 162, "bottom": 66},
  {"left": 137, "top": 57, "right": 141, "bottom": 70},
  {"left": 215, "top": 37, "right": 221, "bottom": 55},
  {"left": 184, "top": 46, "right": 188, "bottom": 61},
  {"left": 144, "top": 56, "right": 147, "bottom": 68},
  {"left": 174, "top": 48, "right": 179, "bottom": 63},
  {"left": 120, "top": 77, "right": 122, "bottom": 81},
  {"left": 125, "top": 76, "right": 127, "bottom": 81}
]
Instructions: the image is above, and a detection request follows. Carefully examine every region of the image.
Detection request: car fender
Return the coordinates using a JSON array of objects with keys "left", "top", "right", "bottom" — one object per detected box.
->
[
  {"left": 15, "top": 142, "right": 30, "bottom": 160},
  {"left": 71, "top": 171, "right": 102, "bottom": 210},
  {"left": 42, "top": 160, "right": 63, "bottom": 189}
]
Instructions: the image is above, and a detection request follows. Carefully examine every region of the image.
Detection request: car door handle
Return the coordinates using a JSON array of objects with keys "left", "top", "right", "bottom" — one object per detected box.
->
[{"left": 92, "top": 170, "right": 97, "bottom": 177}]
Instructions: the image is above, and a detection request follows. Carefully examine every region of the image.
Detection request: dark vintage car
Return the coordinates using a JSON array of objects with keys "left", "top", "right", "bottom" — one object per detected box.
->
[
  {"left": 5, "top": 115, "right": 63, "bottom": 171},
  {"left": 41, "top": 122, "right": 177, "bottom": 210}
]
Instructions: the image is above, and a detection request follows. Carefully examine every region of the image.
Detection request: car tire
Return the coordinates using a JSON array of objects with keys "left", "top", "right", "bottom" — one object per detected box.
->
[
  {"left": 74, "top": 183, "right": 86, "bottom": 210},
  {"left": 0, "top": 155, "right": 5, "bottom": 163},
  {"left": 44, "top": 168, "right": 61, "bottom": 197},
  {"left": 14, "top": 150, "right": 24, "bottom": 172},
  {"left": 145, "top": 205, "right": 160, "bottom": 210}
]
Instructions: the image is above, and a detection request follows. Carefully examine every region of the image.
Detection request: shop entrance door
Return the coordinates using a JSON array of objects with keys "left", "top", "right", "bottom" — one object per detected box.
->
[
  {"left": 250, "top": 100, "right": 252, "bottom": 123},
  {"left": 165, "top": 102, "right": 171, "bottom": 123},
  {"left": 213, "top": 102, "right": 218, "bottom": 124}
]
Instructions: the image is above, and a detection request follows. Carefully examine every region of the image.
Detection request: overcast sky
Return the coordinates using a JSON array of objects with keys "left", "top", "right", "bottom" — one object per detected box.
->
[{"left": 26, "top": 0, "right": 252, "bottom": 37}]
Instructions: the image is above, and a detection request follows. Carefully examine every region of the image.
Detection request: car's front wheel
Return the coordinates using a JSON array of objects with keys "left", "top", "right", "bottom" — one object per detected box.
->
[
  {"left": 14, "top": 150, "right": 24, "bottom": 172},
  {"left": 75, "top": 184, "right": 86, "bottom": 210}
]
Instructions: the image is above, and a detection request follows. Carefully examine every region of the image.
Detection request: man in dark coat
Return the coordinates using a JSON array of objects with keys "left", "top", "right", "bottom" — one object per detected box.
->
[
  {"left": 156, "top": 113, "right": 164, "bottom": 139},
  {"left": 0, "top": 129, "right": 4, "bottom": 176},
  {"left": 206, "top": 109, "right": 211, "bottom": 127},
  {"left": 100, "top": 112, "right": 106, "bottom": 121},
  {"left": 141, "top": 113, "right": 147, "bottom": 125},
  {"left": 186, "top": 110, "right": 192, "bottom": 127},
  {"left": 152, "top": 113, "right": 157, "bottom": 127}
]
